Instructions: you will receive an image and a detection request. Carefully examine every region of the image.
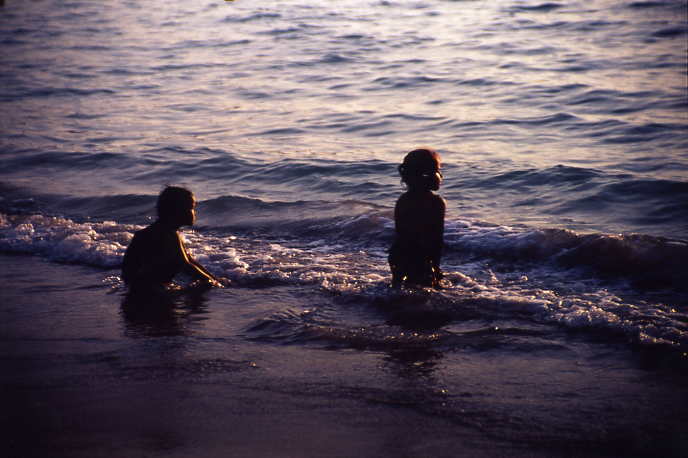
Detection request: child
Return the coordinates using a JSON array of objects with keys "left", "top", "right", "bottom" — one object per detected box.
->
[
  {"left": 389, "top": 148, "right": 445, "bottom": 288},
  {"left": 122, "top": 186, "right": 225, "bottom": 291}
]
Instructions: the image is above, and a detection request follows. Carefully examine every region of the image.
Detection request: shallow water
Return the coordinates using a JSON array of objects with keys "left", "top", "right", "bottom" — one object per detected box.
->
[
  {"left": 2, "top": 255, "right": 687, "bottom": 457},
  {"left": 1, "top": 0, "right": 687, "bottom": 455}
]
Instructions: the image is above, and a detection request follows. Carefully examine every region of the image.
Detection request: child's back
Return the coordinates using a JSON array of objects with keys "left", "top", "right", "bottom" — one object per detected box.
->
[
  {"left": 389, "top": 149, "right": 445, "bottom": 288},
  {"left": 122, "top": 221, "right": 184, "bottom": 287},
  {"left": 122, "top": 186, "right": 224, "bottom": 292}
]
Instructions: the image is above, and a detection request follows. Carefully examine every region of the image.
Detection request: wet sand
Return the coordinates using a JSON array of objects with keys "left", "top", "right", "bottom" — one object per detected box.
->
[{"left": 1, "top": 254, "right": 686, "bottom": 458}]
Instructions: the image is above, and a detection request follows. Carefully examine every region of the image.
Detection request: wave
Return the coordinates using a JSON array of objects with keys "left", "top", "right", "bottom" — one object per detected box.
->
[
  {"left": 628, "top": 1, "right": 668, "bottom": 8},
  {"left": 242, "top": 278, "right": 687, "bottom": 366},
  {"left": 2, "top": 186, "right": 686, "bottom": 292},
  {"left": 0, "top": 213, "right": 129, "bottom": 268},
  {"left": 446, "top": 222, "right": 687, "bottom": 289},
  {"left": 1, "top": 200, "right": 686, "bottom": 363},
  {"left": 507, "top": 3, "right": 563, "bottom": 13},
  {"left": 0, "top": 86, "right": 115, "bottom": 102},
  {"left": 651, "top": 27, "right": 687, "bottom": 38},
  {"left": 220, "top": 12, "right": 282, "bottom": 24}
]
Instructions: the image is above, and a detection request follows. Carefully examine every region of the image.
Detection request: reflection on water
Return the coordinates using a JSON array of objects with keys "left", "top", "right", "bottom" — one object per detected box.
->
[
  {"left": 121, "top": 288, "right": 210, "bottom": 337},
  {"left": 375, "top": 289, "right": 455, "bottom": 330},
  {"left": 383, "top": 347, "right": 443, "bottom": 380}
]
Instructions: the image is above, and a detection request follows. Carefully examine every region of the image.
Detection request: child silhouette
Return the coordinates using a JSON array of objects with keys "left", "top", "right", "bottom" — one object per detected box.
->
[
  {"left": 389, "top": 148, "right": 445, "bottom": 288},
  {"left": 122, "top": 186, "right": 225, "bottom": 291}
]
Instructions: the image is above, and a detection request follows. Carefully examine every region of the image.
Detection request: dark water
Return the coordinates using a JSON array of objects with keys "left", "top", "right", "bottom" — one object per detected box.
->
[{"left": 1, "top": 0, "right": 687, "bottom": 456}]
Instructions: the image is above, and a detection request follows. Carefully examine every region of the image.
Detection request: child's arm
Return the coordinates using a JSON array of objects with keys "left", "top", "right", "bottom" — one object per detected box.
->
[
  {"left": 428, "top": 195, "right": 446, "bottom": 274},
  {"left": 189, "top": 257, "right": 226, "bottom": 285},
  {"left": 176, "top": 234, "right": 225, "bottom": 287}
]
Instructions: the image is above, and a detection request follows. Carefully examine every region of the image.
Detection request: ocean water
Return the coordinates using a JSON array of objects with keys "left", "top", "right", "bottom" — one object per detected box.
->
[{"left": 1, "top": 0, "right": 687, "bottom": 456}]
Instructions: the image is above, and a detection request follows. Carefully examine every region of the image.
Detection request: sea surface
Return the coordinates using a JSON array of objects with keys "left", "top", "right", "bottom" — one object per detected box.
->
[{"left": 1, "top": 0, "right": 687, "bottom": 456}]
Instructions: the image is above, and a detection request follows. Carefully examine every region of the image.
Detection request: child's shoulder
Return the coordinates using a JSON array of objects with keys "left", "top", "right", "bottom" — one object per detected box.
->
[
  {"left": 427, "top": 192, "right": 446, "bottom": 213},
  {"left": 432, "top": 192, "right": 446, "bottom": 207},
  {"left": 134, "top": 222, "right": 177, "bottom": 241},
  {"left": 396, "top": 191, "right": 445, "bottom": 218},
  {"left": 134, "top": 223, "right": 156, "bottom": 238},
  {"left": 398, "top": 190, "right": 444, "bottom": 204}
]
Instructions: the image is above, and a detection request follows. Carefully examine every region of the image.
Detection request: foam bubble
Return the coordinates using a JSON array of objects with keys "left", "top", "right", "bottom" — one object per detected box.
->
[
  {"left": 1, "top": 211, "right": 685, "bottom": 356},
  {"left": 0, "top": 213, "right": 131, "bottom": 267}
]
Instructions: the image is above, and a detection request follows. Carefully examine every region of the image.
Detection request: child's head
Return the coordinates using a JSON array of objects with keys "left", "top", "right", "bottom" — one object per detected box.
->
[
  {"left": 398, "top": 148, "right": 442, "bottom": 191},
  {"left": 156, "top": 186, "right": 196, "bottom": 227}
]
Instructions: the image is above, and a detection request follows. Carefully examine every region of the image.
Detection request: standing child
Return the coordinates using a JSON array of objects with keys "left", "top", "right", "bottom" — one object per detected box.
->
[
  {"left": 389, "top": 148, "right": 446, "bottom": 288},
  {"left": 122, "top": 186, "right": 225, "bottom": 292}
]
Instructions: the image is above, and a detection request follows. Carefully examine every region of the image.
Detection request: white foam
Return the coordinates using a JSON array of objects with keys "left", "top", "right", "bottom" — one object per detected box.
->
[
  {"left": 0, "top": 213, "right": 132, "bottom": 267},
  {"left": 1, "top": 211, "right": 685, "bottom": 352}
]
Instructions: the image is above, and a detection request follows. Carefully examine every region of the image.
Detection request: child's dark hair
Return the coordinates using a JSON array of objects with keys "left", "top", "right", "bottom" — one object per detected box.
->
[
  {"left": 156, "top": 186, "right": 194, "bottom": 218},
  {"left": 398, "top": 148, "right": 441, "bottom": 188}
]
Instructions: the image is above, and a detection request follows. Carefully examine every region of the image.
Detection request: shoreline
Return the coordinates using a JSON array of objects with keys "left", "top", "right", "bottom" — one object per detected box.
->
[
  {"left": 1, "top": 253, "right": 686, "bottom": 458},
  {"left": 0, "top": 254, "right": 530, "bottom": 458}
]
